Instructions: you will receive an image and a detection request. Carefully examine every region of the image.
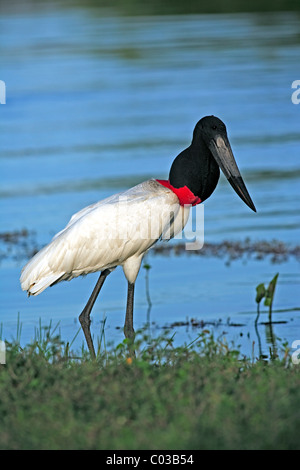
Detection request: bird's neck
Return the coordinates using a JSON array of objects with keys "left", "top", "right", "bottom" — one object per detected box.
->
[{"left": 158, "top": 138, "right": 220, "bottom": 205}]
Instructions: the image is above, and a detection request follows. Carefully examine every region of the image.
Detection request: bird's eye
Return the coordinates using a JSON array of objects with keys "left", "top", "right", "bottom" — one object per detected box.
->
[{"left": 212, "top": 125, "right": 217, "bottom": 130}]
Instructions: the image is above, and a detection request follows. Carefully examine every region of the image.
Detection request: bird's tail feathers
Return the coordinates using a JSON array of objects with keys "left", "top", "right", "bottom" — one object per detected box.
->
[
  {"left": 25, "top": 273, "right": 64, "bottom": 296},
  {"left": 20, "top": 245, "right": 64, "bottom": 296}
]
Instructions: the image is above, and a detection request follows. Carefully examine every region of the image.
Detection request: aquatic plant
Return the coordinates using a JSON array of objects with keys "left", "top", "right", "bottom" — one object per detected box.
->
[{"left": 255, "top": 273, "right": 279, "bottom": 324}]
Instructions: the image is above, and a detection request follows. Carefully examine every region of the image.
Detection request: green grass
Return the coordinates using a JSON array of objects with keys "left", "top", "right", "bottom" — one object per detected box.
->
[
  {"left": 6, "top": 0, "right": 300, "bottom": 17},
  {"left": 70, "top": 0, "right": 300, "bottom": 15},
  {"left": 0, "top": 329, "right": 299, "bottom": 450}
]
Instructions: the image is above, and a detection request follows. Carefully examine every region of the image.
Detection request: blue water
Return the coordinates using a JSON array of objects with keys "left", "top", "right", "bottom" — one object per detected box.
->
[{"left": 1, "top": 5, "right": 300, "bottom": 357}]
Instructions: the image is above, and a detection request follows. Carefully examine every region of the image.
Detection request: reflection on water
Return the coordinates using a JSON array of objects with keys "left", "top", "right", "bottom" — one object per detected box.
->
[{"left": 1, "top": 5, "right": 300, "bottom": 357}]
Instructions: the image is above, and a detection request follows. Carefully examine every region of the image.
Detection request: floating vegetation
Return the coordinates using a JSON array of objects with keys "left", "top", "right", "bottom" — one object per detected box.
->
[
  {"left": 153, "top": 238, "right": 300, "bottom": 264},
  {"left": 0, "top": 229, "right": 39, "bottom": 264},
  {"left": 0, "top": 229, "right": 299, "bottom": 265}
]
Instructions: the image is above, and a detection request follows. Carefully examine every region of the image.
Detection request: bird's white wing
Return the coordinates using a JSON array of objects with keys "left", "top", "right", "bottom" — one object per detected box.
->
[
  {"left": 51, "top": 190, "right": 125, "bottom": 240},
  {"left": 20, "top": 180, "right": 183, "bottom": 295}
]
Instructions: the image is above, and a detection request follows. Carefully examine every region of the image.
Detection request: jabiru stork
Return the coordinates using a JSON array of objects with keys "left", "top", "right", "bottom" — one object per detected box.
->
[{"left": 20, "top": 116, "right": 256, "bottom": 357}]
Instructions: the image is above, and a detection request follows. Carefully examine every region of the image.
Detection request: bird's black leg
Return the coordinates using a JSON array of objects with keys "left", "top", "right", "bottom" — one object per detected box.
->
[
  {"left": 124, "top": 281, "right": 135, "bottom": 340},
  {"left": 79, "top": 269, "right": 110, "bottom": 358}
]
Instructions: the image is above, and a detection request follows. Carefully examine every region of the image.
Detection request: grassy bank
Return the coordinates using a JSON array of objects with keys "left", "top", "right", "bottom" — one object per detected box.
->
[
  {"left": 0, "top": 330, "right": 299, "bottom": 450},
  {"left": 5, "top": 0, "right": 300, "bottom": 15}
]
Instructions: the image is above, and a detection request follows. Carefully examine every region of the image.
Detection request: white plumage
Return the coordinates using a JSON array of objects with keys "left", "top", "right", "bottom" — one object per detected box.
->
[{"left": 20, "top": 179, "right": 190, "bottom": 296}]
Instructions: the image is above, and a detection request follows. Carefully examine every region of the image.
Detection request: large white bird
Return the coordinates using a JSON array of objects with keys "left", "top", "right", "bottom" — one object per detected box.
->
[{"left": 20, "top": 116, "right": 256, "bottom": 357}]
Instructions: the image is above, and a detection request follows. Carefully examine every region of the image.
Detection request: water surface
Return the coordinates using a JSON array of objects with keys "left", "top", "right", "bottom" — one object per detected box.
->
[{"left": 1, "top": 6, "right": 300, "bottom": 357}]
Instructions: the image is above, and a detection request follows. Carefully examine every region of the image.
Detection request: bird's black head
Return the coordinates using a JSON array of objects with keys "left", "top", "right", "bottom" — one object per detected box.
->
[
  {"left": 193, "top": 115, "right": 227, "bottom": 145},
  {"left": 198, "top": 115, "right": 256, "bottom": 212},
  {"left": 169, "top": 115, "right": 256, "bottom": 212}
]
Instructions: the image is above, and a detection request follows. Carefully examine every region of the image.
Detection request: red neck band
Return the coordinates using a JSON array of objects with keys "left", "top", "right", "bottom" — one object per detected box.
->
[{"left": 156, "top": 180, "right": 201, "bottom": 206}]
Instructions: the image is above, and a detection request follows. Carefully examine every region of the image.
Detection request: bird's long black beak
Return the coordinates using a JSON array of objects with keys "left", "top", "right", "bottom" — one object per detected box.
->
[{"left": 209, "top": 135, "right": 256, "bottom": 212}]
